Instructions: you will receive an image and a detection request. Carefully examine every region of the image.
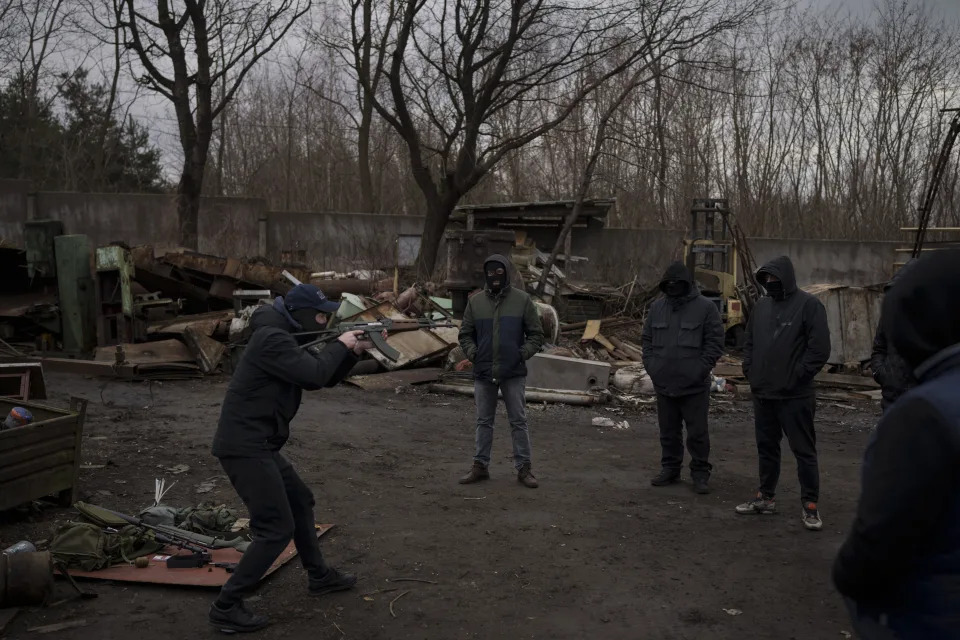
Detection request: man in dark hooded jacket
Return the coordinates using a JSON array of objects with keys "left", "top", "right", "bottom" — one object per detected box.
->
[
  {"left": 209, "top": 284, "right": 372, "bottom": 633},
  {"left": 458, "top": 254, "right": 544, "bottom": 488},
  {"left": 641, "top": 261, "right": 725, "bottom": 494},
  {"left": 869, "top": 260, "right": 917, "bottom": 413},
  {"left": 834, "top": 249, "right": 960, "bottom": 639},
  {"left": 735, "top": 256, "right": 830, "bottom": 531}
]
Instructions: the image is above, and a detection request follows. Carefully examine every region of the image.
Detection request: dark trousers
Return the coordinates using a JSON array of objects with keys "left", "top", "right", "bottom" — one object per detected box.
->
[
  {"left": 753, "top": 396, "right": 819, "bottom": 504},
  {"left": 217, "top": 453, "right": 329, "bottom": 604},
  {"left": 656, "top": 390, "right": 712, "bottom": 478}
]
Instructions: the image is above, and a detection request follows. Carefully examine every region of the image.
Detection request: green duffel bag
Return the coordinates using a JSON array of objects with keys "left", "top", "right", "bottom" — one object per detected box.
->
[{"left": 49, "top": 522, "right": 163, "bottom": 571}]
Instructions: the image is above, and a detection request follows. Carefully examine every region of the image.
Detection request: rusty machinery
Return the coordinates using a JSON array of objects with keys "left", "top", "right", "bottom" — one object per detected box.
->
[{"left": 683, "top": 198, "right": 760, "bottom": 346}]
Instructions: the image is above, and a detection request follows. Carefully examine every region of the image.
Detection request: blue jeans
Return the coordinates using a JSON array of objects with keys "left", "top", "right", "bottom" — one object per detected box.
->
[{"left": 473, "top": 377, "right": 532, "bottom": 470}]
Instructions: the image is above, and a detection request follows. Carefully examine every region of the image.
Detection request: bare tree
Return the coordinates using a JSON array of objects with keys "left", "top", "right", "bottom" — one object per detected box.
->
[
  {"left": 119, "top": 0, "right": 310, "bottom": 249},
  {"left": 345, "top": 0, "right": 767, "bottom": 277}
]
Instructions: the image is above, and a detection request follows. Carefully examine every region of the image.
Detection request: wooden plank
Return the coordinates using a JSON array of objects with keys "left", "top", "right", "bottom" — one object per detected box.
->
[
  {"left": 712, "top": 363, "right": 744, "bottom": 378},
  {"left": 580, "top": 319, "right": 601, "bottom": 342},
  {"left": 594, "top": 333, "right": 617, "bottom": 353},
  {"left": 815, "top": 372, "right": 880, "bottom": 389},
  {"left": 0, "top": 449, "right": 75, "bottom": 483},
  {"left": 95, "top": 339, "right": 194, "bottom": 364},
  {"left": 0, "top": 418, "right": 76, "bottom": 450},
  {"left": 0, "top": 464, "right": 74, "bottom": 511},
  {"left": 345, "top": 368, "right": 443, "bottom": 391},
  {"left": 0, "top": 434, "right": 75, "bottom": 468},
  {"left": 609, "top": 336, "right": 643, "bottom": 360}
]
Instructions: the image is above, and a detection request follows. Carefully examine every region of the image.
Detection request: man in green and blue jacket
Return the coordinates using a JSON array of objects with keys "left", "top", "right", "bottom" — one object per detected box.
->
[{"left": 458, "top": 254, "right": 544, "bottom": 488}]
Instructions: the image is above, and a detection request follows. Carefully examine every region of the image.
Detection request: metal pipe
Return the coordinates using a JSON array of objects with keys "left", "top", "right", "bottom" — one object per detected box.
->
[{"left": 429, "top": 383, "right": 605, "bottom": 405}]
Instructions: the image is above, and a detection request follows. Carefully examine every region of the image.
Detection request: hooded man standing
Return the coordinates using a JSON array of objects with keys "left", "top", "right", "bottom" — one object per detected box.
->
[
  {"left": 870, "top": 260, "right": 918, "bottom": 413},
  {"left": 834, "top": 249, "right": 960, "bottom": 639},
  {"left": 735, "top": 256, "right": 830, "bottom": 531},
  {"left": 641, "top": 261, "right": 725, "bottom": 494},
  {"left": 209, "top": 284, "right": 372, "bottom": 633},
  {"left": 458, "top": 254, "right": 545, "bottom": 488}
]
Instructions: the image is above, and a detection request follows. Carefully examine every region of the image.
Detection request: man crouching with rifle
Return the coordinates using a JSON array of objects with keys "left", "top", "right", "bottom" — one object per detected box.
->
[{"left": 209, "top": 284, "right": 371, "bottom": 633}]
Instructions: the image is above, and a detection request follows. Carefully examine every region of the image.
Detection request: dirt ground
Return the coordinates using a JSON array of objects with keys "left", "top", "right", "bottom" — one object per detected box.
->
[{"left": 0, "top": 371, "right": 878, "bottom": 639}]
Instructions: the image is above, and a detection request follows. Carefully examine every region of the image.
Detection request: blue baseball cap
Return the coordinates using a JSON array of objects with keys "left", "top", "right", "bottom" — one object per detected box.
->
[{"left": 284, "top": 284, "right": 340, "bottom": 314}]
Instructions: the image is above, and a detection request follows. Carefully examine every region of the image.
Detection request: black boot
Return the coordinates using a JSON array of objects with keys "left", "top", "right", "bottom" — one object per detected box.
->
[
  {"left": 650, "top": 469, "right": 680, "bottom": 486},
  {"left": 692, "top": 476, "right": 710, "bottom": 495},
  {"left": 309, "top": 567, "right": 358, "bottom": 596},
  {"left": 208, "top": 600, "right": 269, "bottom": 634}
]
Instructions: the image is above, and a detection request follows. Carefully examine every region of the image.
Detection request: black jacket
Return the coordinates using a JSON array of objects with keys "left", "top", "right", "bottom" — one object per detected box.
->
[
  {"left": 211, "top": 302, "right": 358, "bottom": 458},
  {"left": 834, "top": 250, "right": 960, "bottom": 638},
  {"left": 870, "top": 261, "right": 918, "bottom": 410},
  {"left": 641, "top": 262, "right": 725, "bottom": 397},
  {"left": 743, "top": 256, "right": 830, "bottom": 399}
]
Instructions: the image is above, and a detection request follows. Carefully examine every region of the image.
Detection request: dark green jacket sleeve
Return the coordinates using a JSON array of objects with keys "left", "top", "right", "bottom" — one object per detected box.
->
[
  {"left": 458, "top": 297, "right": 478, "bottom": 361},
  {"left": 521, "top": 296, "right": 544, "bottom": 360}
]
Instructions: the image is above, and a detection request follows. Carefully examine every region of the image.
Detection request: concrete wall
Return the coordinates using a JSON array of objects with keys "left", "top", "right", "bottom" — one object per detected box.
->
[
  {"left": 0, "top": 186, "right": 901, "bottom": 285},
  {"left": 266, "top": 210, "right": 425, "bottom": 270},
  {"left": 749, "top": 238, "right": 898, "bottom": 286},
  {"left": 36, "top": 191, "right": 179, "bottom": 249},
  {"left": 0, "top": 179, "right": 31, "bottom": 248},
  {"left": 575, "top": 229, "right": 898, "bottom": 288},
  {"left": 198, "top": 197, "right": 264, "bottom": 258}
]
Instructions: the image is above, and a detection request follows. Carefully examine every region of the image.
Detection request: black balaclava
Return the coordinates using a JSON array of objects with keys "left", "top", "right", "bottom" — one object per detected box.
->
[
  {"left": 290, "top": 307, "right": 328, "bottom": 338},
  {"left": 763, "top": 279, "right": 785, "bottom": 300},
  {"left": 484, "top": 256, "right": 510, "bottom": 294},
  {"left": 662, "top": 280, "right": 689, "bottom": 298}
]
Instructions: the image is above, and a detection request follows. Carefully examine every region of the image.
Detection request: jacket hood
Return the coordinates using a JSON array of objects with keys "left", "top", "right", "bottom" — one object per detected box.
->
[
  {"left": 885, "top": 249, "right": 960, "bottom": 371},
  {"left": 884, "top": 258, "right": 918, "bottom": 292},
  {"left": 483, "top": 254, "right": 512, "bottom": 290},
  {"left": 249, "top": 299, "right": 298, "bottom": 333},
  {"left": 756, "top": 255, "right": 798, "bottom": 295},
  {"left": 659, "top": 261, "right": 696, "bottom": 296}
]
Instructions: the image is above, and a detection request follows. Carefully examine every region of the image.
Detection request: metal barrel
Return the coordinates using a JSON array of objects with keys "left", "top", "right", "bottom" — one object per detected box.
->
[{"left": 0, "top": 551, "right": 53, "bottom": 608}]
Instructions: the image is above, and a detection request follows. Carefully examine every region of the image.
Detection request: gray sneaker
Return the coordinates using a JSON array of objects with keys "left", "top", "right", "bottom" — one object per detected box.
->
[
  {"left": 735, "top": 492, "right": 777, "bottom": 515},
  {"left": 802, "top": 502, "right": 823, "bottom": 531}
]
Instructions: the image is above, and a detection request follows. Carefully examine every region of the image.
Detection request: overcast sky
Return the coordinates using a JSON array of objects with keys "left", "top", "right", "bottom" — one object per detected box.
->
[{"left": 804, "top": 0, "right": 960, "bottom": 18}]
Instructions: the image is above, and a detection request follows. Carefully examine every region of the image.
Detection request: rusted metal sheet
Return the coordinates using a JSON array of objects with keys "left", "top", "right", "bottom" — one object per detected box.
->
[
  {"left": 67, "top": 526, "right": 333, "bottom": 587},
  {"left": 94, "top": 339, "right": 194, "bottom": 364},
  {"left": 802, "top": 284, "right": 882, "bottom": 365},
  {"left": 147, "top": 310, "right": 233, "bottom": 337},
  {"left": 0, "top": 292, "right": 57, "bottom": 318},
  {"left": 345, "top": 367, "right": 443, "bottom": 390}
]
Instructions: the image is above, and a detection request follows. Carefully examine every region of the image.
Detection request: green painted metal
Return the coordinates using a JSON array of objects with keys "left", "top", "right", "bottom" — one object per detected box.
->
[
  {"left": 23, "top": 220, "right": 64, "bottom": 279},
  {"left": 54, "top": 235, "right": 97, "bottom": 355},
  {"left": 96, "top": 246, "right": 135, "bottom": 317}
]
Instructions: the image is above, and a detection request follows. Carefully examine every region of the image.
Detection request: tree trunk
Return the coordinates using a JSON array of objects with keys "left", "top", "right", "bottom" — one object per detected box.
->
[
  {"left": 416, "top": 195, "right": 457, "bottom": 280},
  {"left": 358, "top": 100, "right": 376, "bottom": 212}
]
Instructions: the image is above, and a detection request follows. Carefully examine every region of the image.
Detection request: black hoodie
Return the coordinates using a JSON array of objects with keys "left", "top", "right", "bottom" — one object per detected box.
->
[
  {"left": 641, "top": 262, "right": 725, "bottom": 397},
  {"left": 833, "top": 250, "right": 960, "bottom": 636},
  {"left": 869, "top": 260, "right": 918, "bottom": 410},
  {"left": 743, "top": 256, "right": 830, "bottom": 398},
  {"left": 211, "top": 303, "right": 358, "bottom": 458}
]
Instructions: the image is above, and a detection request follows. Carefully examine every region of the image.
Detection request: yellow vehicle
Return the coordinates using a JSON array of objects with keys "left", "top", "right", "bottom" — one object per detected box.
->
[{"left": 682, "top": 198, "right": 757, "bottom": 347}]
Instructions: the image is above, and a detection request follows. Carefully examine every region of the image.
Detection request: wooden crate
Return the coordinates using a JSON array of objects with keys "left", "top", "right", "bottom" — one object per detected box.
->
[{"left": 0, "top": 397, "right": 87, "bottom": 511}]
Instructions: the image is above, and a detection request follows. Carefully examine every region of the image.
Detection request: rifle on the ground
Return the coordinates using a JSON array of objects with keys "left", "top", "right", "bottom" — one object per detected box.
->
[
  {"left": 98, "top": 506, "right": 249, "bottom": 568},
  {"left": 297, "top": 317, "right": 455, "bottom": 362}
]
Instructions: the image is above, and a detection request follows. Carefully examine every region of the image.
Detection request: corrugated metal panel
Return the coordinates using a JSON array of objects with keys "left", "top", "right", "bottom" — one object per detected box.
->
[{"left": 802, "top": 285, "right": 882, "bottom": 365}]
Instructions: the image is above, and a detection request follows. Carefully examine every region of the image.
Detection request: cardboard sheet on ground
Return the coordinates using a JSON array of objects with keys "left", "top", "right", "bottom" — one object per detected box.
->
[{"left": 66, "top": 524, "right": 333, "bottom": 587}]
